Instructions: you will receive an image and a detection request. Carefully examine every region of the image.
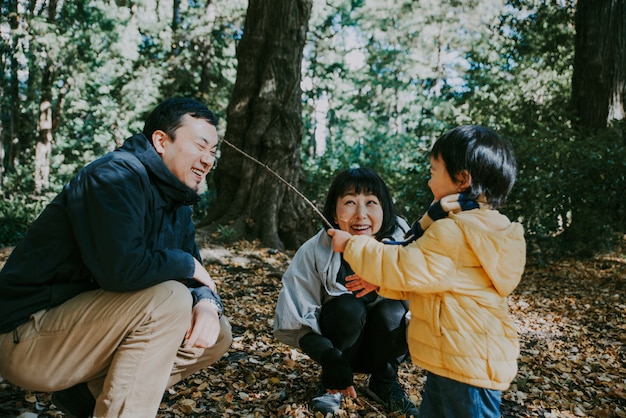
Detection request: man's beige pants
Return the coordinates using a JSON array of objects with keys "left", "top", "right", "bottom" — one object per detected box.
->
[{"left": 0, "top": 281, "right": 232, "bottom": 417}]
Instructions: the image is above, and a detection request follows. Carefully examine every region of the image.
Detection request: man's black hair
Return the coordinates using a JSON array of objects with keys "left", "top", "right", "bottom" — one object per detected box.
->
[{"left": 143, "top": 97, "right": 218, "bottom": 140}]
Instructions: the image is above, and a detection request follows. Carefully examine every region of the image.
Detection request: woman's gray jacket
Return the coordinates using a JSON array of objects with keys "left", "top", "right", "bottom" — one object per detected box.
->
[{"left": 273, "top": 218, "right": 409, "bottom": 348}]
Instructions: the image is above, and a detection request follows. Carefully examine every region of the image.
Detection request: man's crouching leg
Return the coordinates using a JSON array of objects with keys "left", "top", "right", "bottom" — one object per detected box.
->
[
  {"left": 90, "top": 280, "right": 193, "bottom": 418},
  {"left": 89, "top": 286, "right": 232, "bottom": 417}
]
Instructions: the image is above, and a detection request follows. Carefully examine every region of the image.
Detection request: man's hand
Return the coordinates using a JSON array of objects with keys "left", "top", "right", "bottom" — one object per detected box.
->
[
  {"left": 345, "top": 274, "right": 378, "bottom": 298},
  {"left": 193, "top": 258, "right": 217, "bottom": 291},
  {"left": 327, "top": 229, "right": 352, "bottom": 253},
  {"left": 184, "top": 300, "right": 221, "bottom": 348}
]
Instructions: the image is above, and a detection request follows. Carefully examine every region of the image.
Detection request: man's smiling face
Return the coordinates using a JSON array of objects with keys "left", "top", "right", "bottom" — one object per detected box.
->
[{"left": 152, "top": 114, "right": 218, "bottom": 191}]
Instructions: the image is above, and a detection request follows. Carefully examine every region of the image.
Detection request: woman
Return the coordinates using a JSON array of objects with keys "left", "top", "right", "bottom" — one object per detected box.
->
[{"left": 273, "top": 167, "right": 419, "bottom": 416}]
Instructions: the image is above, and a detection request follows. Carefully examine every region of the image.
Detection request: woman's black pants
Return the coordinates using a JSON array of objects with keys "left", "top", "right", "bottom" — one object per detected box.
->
[{"left": 319, "top": 293, "right": 409, "bottom": 380}]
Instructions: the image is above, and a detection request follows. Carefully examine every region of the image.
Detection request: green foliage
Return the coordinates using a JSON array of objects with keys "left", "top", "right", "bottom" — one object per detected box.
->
[
  {"left": 0, "top": 0, "right": 246, "bottom": 246},
  {"left": 299, "top": 0, "right": 624, "bottom": 260},
  {"left": 454, "top": 0, "right": 625, "bottom": 258},
  {"left": 216, "top": 225, "right": 238, "bottom": 244},
  {"left": 192, "top": 188, "right": 218, "bottom": 224},
  {"left": 506, "top": 124, "right": 626, "bottom": 259},
  {"left": 1, "top": 0, "right": 624, "bottom": 260},
  {"left": 0, "top": 168, "right": 54, "bottom": 247}
]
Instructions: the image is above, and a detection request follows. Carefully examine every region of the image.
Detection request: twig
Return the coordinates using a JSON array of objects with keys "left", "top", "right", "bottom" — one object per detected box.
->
[
  {"left": 220, "top": 137, "right": 334, "bottom": 230},
  {"left": 356, "top": 395, "right": 386, "bottom": 416}
]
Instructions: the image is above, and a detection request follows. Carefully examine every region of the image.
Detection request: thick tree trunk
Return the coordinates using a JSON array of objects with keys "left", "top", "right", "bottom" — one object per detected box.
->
[
  {"left": 571, "top": 0, "right": 625, "bottom": 129},
  {"left": 206, "top": 0, "right": 315, "bottom": 250}
]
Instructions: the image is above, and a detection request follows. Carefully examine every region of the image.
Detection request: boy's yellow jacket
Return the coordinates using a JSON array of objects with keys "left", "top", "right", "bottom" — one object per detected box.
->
[{"left": 343, "top": 209, "right": 526, "bottom": 391}]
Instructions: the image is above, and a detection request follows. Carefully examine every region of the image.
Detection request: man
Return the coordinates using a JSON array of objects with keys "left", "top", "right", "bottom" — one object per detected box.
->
[{"left": 0, "top": 98, "right": 232, "bottom": 418}]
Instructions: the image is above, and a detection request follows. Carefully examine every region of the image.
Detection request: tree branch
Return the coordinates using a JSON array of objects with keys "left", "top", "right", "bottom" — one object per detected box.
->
[{"left": 220, "top": 138, "right": 334, "bottom": 230}]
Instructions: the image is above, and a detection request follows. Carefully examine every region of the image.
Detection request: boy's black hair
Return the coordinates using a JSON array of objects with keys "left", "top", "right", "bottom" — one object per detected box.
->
[
  {"left": 322, "top": 167, "right": 398, "bottom": 240},
  {"left": 143, "top": 97, "right": 218, "bottom": 140},
  {"left": 430, "top": 125, "right": 517, "bottom": 209}
]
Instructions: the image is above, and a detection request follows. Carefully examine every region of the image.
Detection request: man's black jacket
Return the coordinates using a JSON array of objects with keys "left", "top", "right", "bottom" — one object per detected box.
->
[{"left": 0, "top": 133, "right": 217, "bottom": 333}]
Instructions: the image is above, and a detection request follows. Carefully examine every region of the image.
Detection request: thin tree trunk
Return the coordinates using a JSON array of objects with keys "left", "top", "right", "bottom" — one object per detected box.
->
[
  {"left": 172, "top": 0, "right": 181, "bottom": 32},
  {"left": 33, "top": 0, "right": 66, "bottom": 194},
  {"left": 207, "top": 0, "right": 315, "bottom": 250},
  {"left": 8, "top": 0, "right": 20, "bottom": 170},
  {"left": 0, "top": 23, "right": 5, "bottom": 189},
  {"left": 198, "top": 1, "right": 217, "bottom": 95},
  {"left": 34, "top": 96, "right": 53, "bottom": 194},
  {"left": 0, "top": 117, "right": 4, "bottom": 189}
]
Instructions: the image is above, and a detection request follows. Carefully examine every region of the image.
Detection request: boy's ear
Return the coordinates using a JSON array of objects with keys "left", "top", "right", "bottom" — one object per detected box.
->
[{"left": 455, "top": 170, "right": 471, "bottom": 191}]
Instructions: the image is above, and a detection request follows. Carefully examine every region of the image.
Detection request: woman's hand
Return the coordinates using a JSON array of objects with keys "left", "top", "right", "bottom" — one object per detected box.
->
[
  {"left": 327, "top": 385, "right": 358, "bottom": 398},
  {"left": 345, "top": 274, "right": 378, "bottom": 298},
  {"left": 320, "top": 348, "right": 356, "bottom": 397}
]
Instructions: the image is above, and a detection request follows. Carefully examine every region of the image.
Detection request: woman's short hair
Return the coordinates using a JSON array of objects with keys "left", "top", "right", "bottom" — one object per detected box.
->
[
  {"left": 143, "top": 97, "right": 218, "bottom": 140},
  {"left": 430, "top": 125, "right": 517, "bottom": 208},
  {"left": 322, "top": 167, "right": 398, "bottom": 240}
]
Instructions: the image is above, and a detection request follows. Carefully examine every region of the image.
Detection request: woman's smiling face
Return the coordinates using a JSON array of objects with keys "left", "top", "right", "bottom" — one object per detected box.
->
[{"left": 334, "top": 189, "right": 383, "bottom": 236}]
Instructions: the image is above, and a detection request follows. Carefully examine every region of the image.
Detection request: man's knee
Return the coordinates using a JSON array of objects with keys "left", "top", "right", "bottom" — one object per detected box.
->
[{"left": 145, "top": 280, "right": 193, "bottom": 326}]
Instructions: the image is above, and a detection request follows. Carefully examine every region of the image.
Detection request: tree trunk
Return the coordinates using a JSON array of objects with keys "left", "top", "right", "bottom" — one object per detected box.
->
[
  {"left": 0, "top": 116, "right": 4, "bottom": 189},
  {"left": 172, "top": 0, "right": 181, "bottom": 32},
  {"left": 7, "top": 0, "right": 20, "bottom": 170},
  {"left": 206, "top": 0, "right": 315, "bottom": 250},
  {"left": 571, "top": 0, "right": 625, "bottom": 129},
  {"left": 34, "top": 97, "right": 53, "bottom": 194},
  {"left": 33, "top": 0, "right": 67, "bottom": 194},
  {"left": 0, "top": 22, "right": 5, "bottom": 189},
  {"left": 198, "top": 1, "right": 217, "bottom": 96}
]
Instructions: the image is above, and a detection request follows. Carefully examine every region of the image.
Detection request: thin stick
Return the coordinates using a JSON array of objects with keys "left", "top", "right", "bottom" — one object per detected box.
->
[
  {"left": 357, "top": 396, "right": 386, "bottom": 416},
  {"left": 220, "top": 138, "right": 334, "bottom": 230}
]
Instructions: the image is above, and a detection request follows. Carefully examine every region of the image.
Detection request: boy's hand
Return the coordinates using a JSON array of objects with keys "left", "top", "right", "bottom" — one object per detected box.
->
[
  {"left": 439, "top": 192, "right": 479, "bottom": 213},
  {"left": 427, "top": 192, "right": 479, "bottom": 224},
  {"left": 327, "top": 229, "right": 352, "bottom": 252},
  {"left": 387, "top": 193, "right": 479, "bottom": 247}
]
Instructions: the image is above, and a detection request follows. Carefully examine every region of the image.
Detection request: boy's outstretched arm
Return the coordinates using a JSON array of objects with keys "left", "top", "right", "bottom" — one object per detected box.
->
[{"left": 327, "top": 229, "right": 352, "bottom": 252}]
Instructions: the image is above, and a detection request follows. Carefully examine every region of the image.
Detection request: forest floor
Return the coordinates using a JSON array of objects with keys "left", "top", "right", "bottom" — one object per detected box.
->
[{"left": 0, "top": 233, "right": 625, "bottom": 418}]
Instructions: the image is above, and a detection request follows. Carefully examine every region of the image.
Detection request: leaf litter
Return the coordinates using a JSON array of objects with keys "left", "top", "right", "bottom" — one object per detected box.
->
[{"left": 0, "top": 238, "right": 624, "bottom": 417}]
